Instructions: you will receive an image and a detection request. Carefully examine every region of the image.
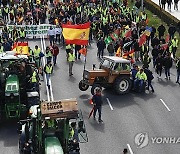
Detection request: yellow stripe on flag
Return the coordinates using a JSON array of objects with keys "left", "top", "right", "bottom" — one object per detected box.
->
[
  {"left": 16, "top": 46, "right": 29, "bottom": 55},
  {"left": 63, "top": 28, "right": 90, "bottom": 40}
]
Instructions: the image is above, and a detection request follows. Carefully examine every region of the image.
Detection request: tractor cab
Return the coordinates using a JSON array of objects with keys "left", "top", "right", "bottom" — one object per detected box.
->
[
  {"left": 0, "top": 51, "right": 40, "bottom": 122},
  {"left": 5, "top": 74, "right": 22, "bottom": 119},
  {"left": 18, "top": 98, "right": 88, "bottom": 154}
]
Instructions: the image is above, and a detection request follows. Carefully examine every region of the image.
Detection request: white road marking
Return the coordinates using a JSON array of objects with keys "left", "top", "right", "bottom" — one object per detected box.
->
[
  {"left": 41, "top": 36, "right": 50, "bottom": 101},
  {"left": 127, "top": 144, "right": 134, "bottom": 154},
  {"left": 106, "top": 98, "right": 114, "bottom": 110},
  {"left": 160, "top": 99, "right": 171, "bottom": 112},
  {"left": 42, "top": 35, "right": 54, "bottom": 101}
]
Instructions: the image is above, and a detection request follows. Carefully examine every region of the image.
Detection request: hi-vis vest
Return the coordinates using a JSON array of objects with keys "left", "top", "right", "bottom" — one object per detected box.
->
[
  {"left": 4, "top": 8, "right": 8, "bottom": 14},
  {"left": 0, "top": 46, "right": 4, "bottom": 53},
  {"left": 68, "top": 53, "right": 75, "bottom": 62},
  {"left": 20, "top": 31, "right": 25, "bottom": 37},
  {"left": 46, "top": 50, "right": 52, "bottom": 57},
  {"left": 172, "top": 39, "right": 178, "bottom": 47},
  {"left": 45, "top": 65, "right": 53, "bottom": 74},
  {"left": 141, "top": 14, "right": 147, "bottom": 20},
  {"left": 136, "top": 16, "right": 140, "bottom": 23},
  {"left": 31, "top": 71, "right": 37, "bottom": 83},
  {"left": 34, "top": 48, "right": 41, "bottom": 57},
  {"left": 66, "top": 44, "right": 71, "bottom": 49}
]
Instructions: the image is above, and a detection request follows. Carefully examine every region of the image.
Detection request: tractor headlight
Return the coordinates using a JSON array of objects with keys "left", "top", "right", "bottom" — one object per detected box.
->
[{"left": 13, "top": 93, "right": 19, "bottom": 96}]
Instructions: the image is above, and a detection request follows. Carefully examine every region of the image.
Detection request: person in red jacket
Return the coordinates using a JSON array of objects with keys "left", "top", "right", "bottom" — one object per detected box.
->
[{"left": 52, "top": 43, "right": 59, "bottom": 66}]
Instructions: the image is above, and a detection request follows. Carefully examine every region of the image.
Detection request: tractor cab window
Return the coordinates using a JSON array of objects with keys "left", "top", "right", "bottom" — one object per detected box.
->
[
  {"left": 122, "top": 63, "right": 130, "bottom": 71},
  {"left": 114, "top": 63, "right": 122, "bottom": 71},
  {"left": 101, "top": 60, "right": 113, "bottom": 69},
  {"left": 6, "top": 84, "right": 18, "bottom": 91}
]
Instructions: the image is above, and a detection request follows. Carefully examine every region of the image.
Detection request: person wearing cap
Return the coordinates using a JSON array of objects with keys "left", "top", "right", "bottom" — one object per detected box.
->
[{"left": 92, "top": 88, "right": 103, "bottom": 123}]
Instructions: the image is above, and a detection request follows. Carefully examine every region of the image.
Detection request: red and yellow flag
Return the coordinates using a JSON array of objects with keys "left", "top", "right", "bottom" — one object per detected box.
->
[
  {"left": 12, "top": 42, "right": 29, "bottom": 55},
  {"left": 62, "top": 22, "right": 90, "bottom": 45}
]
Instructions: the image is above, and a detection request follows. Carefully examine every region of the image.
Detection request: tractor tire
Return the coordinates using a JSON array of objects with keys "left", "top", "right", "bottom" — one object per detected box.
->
[
  {"left": 113, "top": 76, "right": 132, "bottom": 95},
  {"left": 91, "top": 84, "right": 102, "bottom": 95},
  {"left": 79, "top": 80, "right": 89, "bottom": 91}
]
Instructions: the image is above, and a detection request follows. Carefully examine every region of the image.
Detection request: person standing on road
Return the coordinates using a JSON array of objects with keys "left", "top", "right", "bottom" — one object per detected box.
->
[
  {"left": 168, "top": 24, "right": 176, "bottom": 40},
  {"left": 34, "top": 45, "right": 41, "bottom": 67},
  {"left": 92, "top": 88, "right": 103, "bottom": 123},
  {"left": 47, "top": 26, "right": 55, "bottom": 46},
  {"left": 143, "top": 66, "right": 155, "bottom": 93},
  {"left": 176, "top": 58, "right": 180, "bottom": 84},
  {"left": 167, "top": 0, "right": 173, "bottom": 11},
  {"left": 171, "top": 36, "right": 178, "bottom": 58},
  {"left": 45, "top": 46, "right": 53, "bottom": 64},
  {"left": 55, "top": 25, "right": 62, "bottom": 44},
  {"left": 174, "top": 0, "right": 179, "bottom": 10},
  {"left": 158, "top": 24, "right": 166, "bottom": 39},
  {"left": 155, "top": 53, "right": 164, "bottom": 79},
  {"left": 52, "top": 43, "right": 59, "bottom": 66},
  {"left": 68, "top": 49, "right": 75, "bottom": 76},
  {"left": 44, "top": 61, "right": 53, "bottom": 87},
  {"left": 107, "top": 42, "right": 115, "bottom": 56},
  {"left": 97, "top": 37, "right": 106, "bottom": 58},
  {"left": 161, "top": 0, "right": 166, "bottom": 9},
  {"left": 163, "top": 53, "right": 173, "bottom": 80}
]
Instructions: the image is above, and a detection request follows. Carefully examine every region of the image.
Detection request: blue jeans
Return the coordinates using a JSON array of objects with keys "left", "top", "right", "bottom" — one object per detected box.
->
[
  {"left": 165, "top": 68, "right": 170, "bottom": 78},
  {"left": 93, "top": 106, "right": 102, "bottom": 120},
  {"left": 177, "top": 70, "right": 180, "bottom": 83},
  {"left": 53, "top": 56, "right": 57, "bottom": 65},
  {"left": 46, "top": 74, "right": 51, "bottom": 86},
  {"left": 134, "top": 79, "right": 144, "bottom": 92}
]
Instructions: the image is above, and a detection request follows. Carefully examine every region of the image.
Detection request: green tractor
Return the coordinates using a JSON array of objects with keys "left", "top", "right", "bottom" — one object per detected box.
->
[
  {"left": 17, "top": 98, "right": 88, "bottom": 154},
  {"left": 0, "top": 51, "right": 40, "bottom": 121}
]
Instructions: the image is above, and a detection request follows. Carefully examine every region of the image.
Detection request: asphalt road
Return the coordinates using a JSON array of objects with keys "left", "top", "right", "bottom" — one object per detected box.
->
[{"left": 0, "top": 38, "right": 180, "bottom": 154}]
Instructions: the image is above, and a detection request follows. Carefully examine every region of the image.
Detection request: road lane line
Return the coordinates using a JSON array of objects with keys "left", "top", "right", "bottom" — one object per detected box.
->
[
  {"left": 41, "top": 36, "right": 50, "bottom": 101},
  {"left": 127, "top": 144, "right": 134, "bottom": 154},
  {"left": 42, "top": 35, "right": 54, "bottom": 101},
  {"left": 106, "top": 98, "right": 114, "bottom": 110},
  {"left": 160, "top": 99, "right": 171, "bottom": 112}
]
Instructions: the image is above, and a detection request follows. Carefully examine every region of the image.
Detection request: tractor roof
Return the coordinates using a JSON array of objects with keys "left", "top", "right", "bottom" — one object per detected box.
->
[
  {"left": 103, "top": 56, "right": 131, "bottom": 63},
  {"left": 41, "top": 98, "right": 78, "bottom": 119},
  {"left": 0, "top": 51, "right": 28, "bottom": 60}
]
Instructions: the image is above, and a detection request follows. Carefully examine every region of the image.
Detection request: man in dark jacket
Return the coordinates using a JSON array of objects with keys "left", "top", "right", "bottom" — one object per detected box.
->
[
  {"left": 97, "top": 37, "right": 106, "bottom": 58},
  {"left": 163, "top": 53, "right": 173, "bottom": 80},
  {"left": 143, "top": 66, "right": 154, "bottom": 92},
  {"left": 155, "top": 53, "right": 164, "bottom": 79},
  {"left": 168, "top": 24, "right": 176, "bottom": 40},
  {"left": 152, "top": 45, "right": 159, "bottom": 68},
  {"left": 3, "top": 39, "right": 11, "bottom": 51},
  {"left": 158, "top": 24, "right": 166, "bottom": 39},
  {"left": 92, "top": 88, "right": 103, "bottom": 123}
]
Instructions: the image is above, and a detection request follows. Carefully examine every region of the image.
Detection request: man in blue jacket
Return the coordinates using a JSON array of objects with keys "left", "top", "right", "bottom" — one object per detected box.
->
[{"left": 92, "top": 88, "right": 103, "bottom": 123}]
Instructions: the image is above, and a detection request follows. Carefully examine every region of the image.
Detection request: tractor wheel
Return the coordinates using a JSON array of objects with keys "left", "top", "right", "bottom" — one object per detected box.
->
[
  {"left": 91, "top": 84, "right": 102, "bottom": 95},
  {"left": 79, "top": 80, "right": 89, "bottom": 91},
  {"left": 113, "top": 76, "right": 132, "bottom": 94}
]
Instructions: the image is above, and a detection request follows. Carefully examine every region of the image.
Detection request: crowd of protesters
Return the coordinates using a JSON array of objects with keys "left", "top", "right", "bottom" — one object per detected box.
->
[{"left": 0, "top": 0, "right": 179, "bottom": 87}]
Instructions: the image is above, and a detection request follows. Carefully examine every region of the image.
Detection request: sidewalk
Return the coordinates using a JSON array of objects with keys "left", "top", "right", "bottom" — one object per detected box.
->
[{"left": 151, "top": 0, "right": 180, "bottom": 20}]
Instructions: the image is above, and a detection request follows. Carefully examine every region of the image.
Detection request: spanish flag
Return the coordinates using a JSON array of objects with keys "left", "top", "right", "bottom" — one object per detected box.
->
[
  {"left": 12, "top": 42, "right": 29, "bottom": 55},
  {"left": 62, "top": 22, "right": 90, "bottom": 45}
]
